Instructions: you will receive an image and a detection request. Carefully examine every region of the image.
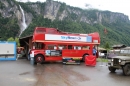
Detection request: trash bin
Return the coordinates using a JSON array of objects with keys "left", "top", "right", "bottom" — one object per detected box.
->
[{"left": 85, "top": 55, "right": 96, "bottom": 66}]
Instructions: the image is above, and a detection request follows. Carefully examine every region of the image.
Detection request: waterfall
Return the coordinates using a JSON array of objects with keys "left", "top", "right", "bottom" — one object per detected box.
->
[{"left": 19, "top": 5, "right": 27, "bottom": 37}]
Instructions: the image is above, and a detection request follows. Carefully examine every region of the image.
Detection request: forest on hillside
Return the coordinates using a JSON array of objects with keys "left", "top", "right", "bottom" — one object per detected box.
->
[
  {"left": 21, "top": 16, "right": 130, "bottom": 47},
  {"left": 1, "top": 0, "right": 130, "bottom": 47}
]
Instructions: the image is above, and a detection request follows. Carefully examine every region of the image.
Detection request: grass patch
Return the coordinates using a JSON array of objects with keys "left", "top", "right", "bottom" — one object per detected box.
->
[{"left": 96, "top": 57, "right": 108, "bottom": 62}]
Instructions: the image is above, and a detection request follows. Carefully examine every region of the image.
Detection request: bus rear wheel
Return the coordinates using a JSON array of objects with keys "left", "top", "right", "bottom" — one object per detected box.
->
[
  {"left": 35, "top": 55, "right": 44, "bottom": 64},
  {"left": 82, "top": 54, "right": 89, "bottom": 62}
]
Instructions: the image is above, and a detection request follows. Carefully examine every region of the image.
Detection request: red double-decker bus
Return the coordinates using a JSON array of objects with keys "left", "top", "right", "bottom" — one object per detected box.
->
[{"left": 30, "top": 27, "right": 100, "bottom": 64}]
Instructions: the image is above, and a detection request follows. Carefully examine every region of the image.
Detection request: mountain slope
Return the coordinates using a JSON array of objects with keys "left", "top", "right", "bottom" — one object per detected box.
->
[{"left": 0, "top": 0, "right": 130, "bottom": 46}]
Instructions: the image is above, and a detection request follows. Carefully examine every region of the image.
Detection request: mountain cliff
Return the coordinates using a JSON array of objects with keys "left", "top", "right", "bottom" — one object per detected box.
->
[{"left": 0, "top": 0, "right": 130, "bottom": 46}]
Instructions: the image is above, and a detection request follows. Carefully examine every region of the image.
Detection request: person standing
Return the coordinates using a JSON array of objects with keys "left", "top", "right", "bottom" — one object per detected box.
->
[
  {"left": 93, "top": 46, "right": 97, "bottom": 56},
  {"left": 28, "top": 48, "right": 31, "bottom": 60}
]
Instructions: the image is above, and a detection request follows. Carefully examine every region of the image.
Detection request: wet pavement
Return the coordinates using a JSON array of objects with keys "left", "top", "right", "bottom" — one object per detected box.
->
[{"left": 0, "top": 59, "right": 129, "bottom": 86}]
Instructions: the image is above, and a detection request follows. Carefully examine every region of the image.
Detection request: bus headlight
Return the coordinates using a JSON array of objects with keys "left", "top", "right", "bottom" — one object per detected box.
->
[
  {"left": 111, "top": 59, "right": 114, "bottom": 62},
  {"left": 119, "top": 59, "right": 122, "bottom": 62}
]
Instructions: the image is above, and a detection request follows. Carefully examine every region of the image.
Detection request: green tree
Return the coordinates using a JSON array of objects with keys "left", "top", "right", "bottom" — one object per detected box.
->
[
  {"left": 104, "top": 42, "right": 110, "bottom": 50},
  {"left": 103, "top": 42, "right": 111, "bottom": 56},
  {"left": 7, "top": 37, "right": 20, "bottom": 47},
  {"left": 7, "top": 37, "right": 14, "bottom": 41},
  {"left": 15, "top": 37, "right": 20, "bottom": 47}
]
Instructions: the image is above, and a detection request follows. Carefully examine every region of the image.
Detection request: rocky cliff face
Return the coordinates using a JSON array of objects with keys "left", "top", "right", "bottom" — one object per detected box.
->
[
  {"left": 44, "top": 0, "right": 61, "bottom": 21},
  {"left": 0, "top": 0, "right": 33, "bottom": 36},
  {"left": 42, "top": 0, "right": 129, "bottom": 24},
  {"left": 0, "top": 0, "right": 129, "bottom": 36}
]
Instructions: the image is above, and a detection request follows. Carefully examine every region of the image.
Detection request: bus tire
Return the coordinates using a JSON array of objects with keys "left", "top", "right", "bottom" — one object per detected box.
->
[
  {"left": 35, "top": 54, "right": 44, "bottom": 64},
  {"left": 82, "top": 54, "right": 89, "bottom": 62}
]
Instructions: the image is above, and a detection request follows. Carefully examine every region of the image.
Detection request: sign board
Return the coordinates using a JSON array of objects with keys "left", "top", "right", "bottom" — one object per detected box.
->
[
  {"left": 0, "top": 41, "right": 16, "bottom": 61},
  {"left": 45, "top": 50, "right": 61, "bottom": 56},
  {"left": 45, "top": 34, "right": 92, "bottom": 42}
]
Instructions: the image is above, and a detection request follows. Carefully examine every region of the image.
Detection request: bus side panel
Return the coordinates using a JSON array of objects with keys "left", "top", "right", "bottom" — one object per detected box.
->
[
  {"left": 62, "top": 50, "right": 91, "bottom": 59},
  {"left": 62, "top": 50, "right": 78, "bottom": 57},
  {"left": 45, "top": 56, "right": 62, "bottom": 61}
]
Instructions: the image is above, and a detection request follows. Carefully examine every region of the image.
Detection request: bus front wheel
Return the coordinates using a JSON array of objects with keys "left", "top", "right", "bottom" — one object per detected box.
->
[{"left": 35, "top": 55, "right": 44, "bottom": 64}]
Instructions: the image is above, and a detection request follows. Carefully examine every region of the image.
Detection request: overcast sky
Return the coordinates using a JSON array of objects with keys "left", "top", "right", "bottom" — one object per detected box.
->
[{"left": 18, "top": 0, "right": 130, "bottom": 19}]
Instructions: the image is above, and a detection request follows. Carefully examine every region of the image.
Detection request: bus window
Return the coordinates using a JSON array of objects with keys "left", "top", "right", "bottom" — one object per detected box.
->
[
  {"left": 36, "top": 29, "right": 46, "bottom": 33},
  {"left": 74, "top": 46, "right": 81, "bottom": 50},
  {"left": 63, "top": 45, "right": 67, "bottom": 49},
  {"left": 82, "top": 46, "right": 90, "bottom": 50},
  {"left": 39, "top": 43, "right": 45, "bottom": 49},
  {"left": 58, "top": 45, "right": 67, "bottom": 50},
  {"left": 47, "top": 45, "right": 57, "bottom": 50},
  {"left": 68, "top": 45, "right": 73, "bottom": 49},
  {"left": 34, "top": 42, "right": 45, "bottom": 49},
  {"left": 47, "top": 29, "right": 56, "bottom": 34}
]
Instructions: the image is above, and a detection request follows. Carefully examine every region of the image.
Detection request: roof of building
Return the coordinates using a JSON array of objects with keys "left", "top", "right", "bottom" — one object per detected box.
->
[
  {"left": 19, "top": 35, "right": 33, "bottom": 40},
  {"left": 112, "top": 44, "right": 126, "bottom": 48},
  {"left": 122, "top": 47, "right": 130, "bottom": 49},
  {"left": 98, "top": 47, "right": 107, "bottom": 51}
]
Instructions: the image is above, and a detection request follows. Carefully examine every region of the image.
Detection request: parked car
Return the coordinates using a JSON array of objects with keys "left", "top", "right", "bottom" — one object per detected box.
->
[{"left": 108, "top": 47, "right": 130, "bottom": 76}]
